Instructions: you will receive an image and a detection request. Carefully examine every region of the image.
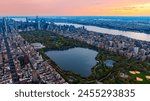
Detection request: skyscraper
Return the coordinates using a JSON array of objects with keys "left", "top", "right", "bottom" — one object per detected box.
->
[
  {"left": 3, "top": 17, "right": 8, "bottom": 33},
  {"left": 26, "top": 17, "right": 29, "bottom": 31},
  {"left": 36, "top": 16, "right": 41, "bottom": 30}
]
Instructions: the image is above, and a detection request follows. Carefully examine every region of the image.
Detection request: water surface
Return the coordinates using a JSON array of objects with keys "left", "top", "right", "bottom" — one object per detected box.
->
[
  {"left": 104, "top": 60, "right": 116, "bottom": 68},
  {"left": 45, "top": 47, "right": 98, "bottom": 77}
]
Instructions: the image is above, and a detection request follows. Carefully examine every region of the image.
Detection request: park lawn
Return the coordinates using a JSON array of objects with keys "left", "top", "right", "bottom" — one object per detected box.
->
[{"left": 130, "top": 72, "right": 150, "bottom": 84}]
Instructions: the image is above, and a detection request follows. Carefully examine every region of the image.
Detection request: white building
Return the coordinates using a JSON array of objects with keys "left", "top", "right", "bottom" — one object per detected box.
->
[{"left": 134, "top": 47, "right": 139, "bottom": 55}]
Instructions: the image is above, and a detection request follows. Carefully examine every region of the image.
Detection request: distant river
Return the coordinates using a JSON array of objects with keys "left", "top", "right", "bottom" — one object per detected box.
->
[
  {"left": 55, "top": 22, "right": 150, "bottom": 42},
  {"left": 45, "top": 47, "right": 98, "bottom": 77}
]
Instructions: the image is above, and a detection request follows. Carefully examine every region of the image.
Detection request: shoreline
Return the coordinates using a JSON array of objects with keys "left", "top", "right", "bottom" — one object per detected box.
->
[
  {"left": 20, "top": 30, "right": 150, "bottom": 84},
  {"left": 38, "top": 48, "right": 96, "bottom": 84},
  {"left": 55, "top": 22, "right": 150, "bottom": 42}
]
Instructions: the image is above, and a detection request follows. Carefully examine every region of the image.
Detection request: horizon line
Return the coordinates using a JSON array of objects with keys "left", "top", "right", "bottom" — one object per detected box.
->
[{"left": 0, "top": 15, "right": 150, "bottom": 17}]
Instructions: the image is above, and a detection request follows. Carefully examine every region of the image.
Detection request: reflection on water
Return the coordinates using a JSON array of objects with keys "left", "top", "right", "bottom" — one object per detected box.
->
[
  {"left": 104, "top": 60, "right": 116, "bottom": 68},
  {"left": 55, "top": 22, "right": 150, "bottom": 42},
  {"left": 45, "top": 47, "right": 98, "bottom": 77}
]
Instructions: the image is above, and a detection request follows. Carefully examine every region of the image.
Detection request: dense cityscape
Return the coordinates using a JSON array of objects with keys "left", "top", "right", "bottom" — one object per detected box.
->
[
  {"left": 0, "top": 17, "right": 66, "bottom": 84},
  {"left": 47, "top": 22, "right": 150, "bottom": 62},
  {"left": 0, "top": 16, "right": 150, "bottom": 84}
]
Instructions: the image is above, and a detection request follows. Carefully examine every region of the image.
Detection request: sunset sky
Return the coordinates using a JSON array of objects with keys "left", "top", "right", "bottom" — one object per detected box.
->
[{"left": 0, "top": 0, "right": 150, "bottom": 16}]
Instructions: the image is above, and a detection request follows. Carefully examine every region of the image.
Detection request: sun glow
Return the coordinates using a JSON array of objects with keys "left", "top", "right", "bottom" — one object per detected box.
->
[{"left": 0, "top": 0, "right": 150, "bottom": 16}]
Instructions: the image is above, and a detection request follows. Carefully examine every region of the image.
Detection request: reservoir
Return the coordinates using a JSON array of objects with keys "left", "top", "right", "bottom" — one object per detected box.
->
[
  {"left": 55, "top": 22, "right": 150, "bottom": 42},
  {"left": 45, "top": 47, "right": 98, "bottom": 77}
]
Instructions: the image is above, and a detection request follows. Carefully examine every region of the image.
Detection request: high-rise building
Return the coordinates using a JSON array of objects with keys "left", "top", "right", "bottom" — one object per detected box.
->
[
  {"left": 3, "top": 17, "right": 8, "bottom": 33},
  {"left": 134, "top": 47, "right": 139, "bottom": 55},
  {"left": 0, "top": 53, "right": 3, "bottom": 65},
  {"left": 18, "top": 55, "right": 29, "bottom": 68},
  {"left": 32, "top": 70, "right": 39, "bottom": 83},
  {"left": 36, "top": 16, "right": 41, "bottom": 30},
  {"left": 26, "top": 17, "right": 29, "bottom": 31},
  {"left": 26, "top": 17, "right": 29, "bottom": 24}
]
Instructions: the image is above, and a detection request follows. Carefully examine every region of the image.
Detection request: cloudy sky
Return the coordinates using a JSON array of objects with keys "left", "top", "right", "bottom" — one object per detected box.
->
[{"left": 0, "top": 0, "right": 150, "bottom": 16}]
